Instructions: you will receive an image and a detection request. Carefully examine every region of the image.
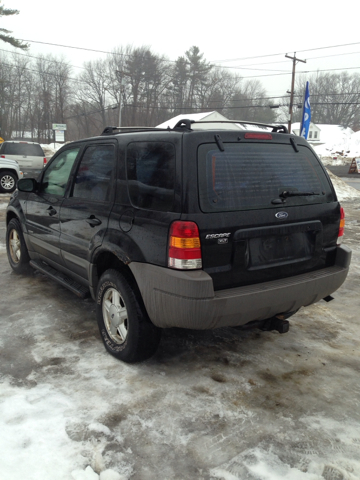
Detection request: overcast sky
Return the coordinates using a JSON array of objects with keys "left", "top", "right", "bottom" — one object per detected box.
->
[{"left": 2, "top": 0, "right": 360, "bottom": 99}]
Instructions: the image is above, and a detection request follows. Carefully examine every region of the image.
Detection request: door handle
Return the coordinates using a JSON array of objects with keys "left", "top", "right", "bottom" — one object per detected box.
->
[
  {"left": 47, "top": 206, "right": 57, "bottom": 216},
  {"left": 86, "top": 215, "right": 102, "bottom": 227}
]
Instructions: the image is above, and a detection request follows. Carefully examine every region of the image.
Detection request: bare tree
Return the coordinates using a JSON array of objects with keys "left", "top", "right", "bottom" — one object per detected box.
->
[
  {"left": 76, "top": 58, "right": 110, "bottom": 128},
  {"left": 290, "top": 72, "right": 360, "bottom": 129},
  {"left": 225, "top": 79, "right": 277, "bottom": 123}
]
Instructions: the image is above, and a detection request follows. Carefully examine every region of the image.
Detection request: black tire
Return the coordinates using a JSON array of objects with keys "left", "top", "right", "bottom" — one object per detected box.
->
[
  {"left": 0, "top": 170, "right": 17, "bottom": 193},
  {"left": 96, "top": 269, "right": 161, "bottom": 363},
  {"left": 6, "top": 218, "right": 31, "bottom": 273}
]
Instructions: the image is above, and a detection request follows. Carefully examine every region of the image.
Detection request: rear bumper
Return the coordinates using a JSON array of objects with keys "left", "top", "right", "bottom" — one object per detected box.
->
[{"left": 129, "top": 245, "right": 351, "bottom": 329}]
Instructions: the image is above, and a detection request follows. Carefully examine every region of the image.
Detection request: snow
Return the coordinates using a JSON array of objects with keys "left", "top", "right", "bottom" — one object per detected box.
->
[
  {"left": 40, "top": 143, "right": 63, "bottom": 160},
  {"left": 326, "top": 169, "right": 360, "bottom": 201},
  {"left": 71, "top": 466, "right": 126, "bottom": 480},
  {"left": 310, "top": 125, "right": 359, "bottom": 159}
]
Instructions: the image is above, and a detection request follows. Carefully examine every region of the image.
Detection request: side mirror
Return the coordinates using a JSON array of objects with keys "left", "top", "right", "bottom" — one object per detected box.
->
[{"left": 18, "top": 178, "right": 38, "bottom": 193}]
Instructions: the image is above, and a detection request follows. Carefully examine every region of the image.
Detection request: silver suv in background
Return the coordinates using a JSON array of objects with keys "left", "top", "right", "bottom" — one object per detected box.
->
[
  {"left": 0, "top": 157, "right": 23, "bottom": 193},
  {"left": 0, "top": 141, "right": 46, "bottom": 174}
]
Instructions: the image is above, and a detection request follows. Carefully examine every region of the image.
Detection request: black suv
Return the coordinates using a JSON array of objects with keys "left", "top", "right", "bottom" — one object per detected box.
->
[{"left": 6, "top": 120, "right": 351, "bottom": 363}]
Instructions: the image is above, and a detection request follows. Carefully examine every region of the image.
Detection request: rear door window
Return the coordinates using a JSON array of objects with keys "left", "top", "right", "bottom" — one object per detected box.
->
[
  {"left": 126, "top": 141, "right": 175, "bottom": 211},
  {"left": 198, "top": 143, "right": 334, "bottom": 212}
]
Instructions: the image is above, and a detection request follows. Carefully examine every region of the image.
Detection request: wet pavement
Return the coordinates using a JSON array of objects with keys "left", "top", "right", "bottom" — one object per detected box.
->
[{"left": 326, "top": 164, "right": 360, "bottom": 191}]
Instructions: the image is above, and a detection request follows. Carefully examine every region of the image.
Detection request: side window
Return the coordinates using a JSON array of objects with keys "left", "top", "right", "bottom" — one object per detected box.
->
[
  {"left": 42, "top": 147, "right": 80, "bottom": 196},
  {"left": 126, "top": 141, "right": 175, "bottom": 211},
  {"left": 72, "top": 144, "right": 115, "bottom": 202}
]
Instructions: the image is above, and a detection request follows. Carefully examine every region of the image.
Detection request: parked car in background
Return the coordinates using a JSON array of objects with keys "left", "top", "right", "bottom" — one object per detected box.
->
[
  {"left": 0, "top": 157, "right": 23, "bottom": 193},
  {"left": 0, "top": 141, "right": 47, "bottom": 174},
  {"left": 5, "top": 120, "right": 351, "bottom": 363}
]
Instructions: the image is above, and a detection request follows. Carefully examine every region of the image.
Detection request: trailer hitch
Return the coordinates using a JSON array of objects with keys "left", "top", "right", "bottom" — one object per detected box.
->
[{"left": 261, "top": 317, "right": 290, "bottom": 334}]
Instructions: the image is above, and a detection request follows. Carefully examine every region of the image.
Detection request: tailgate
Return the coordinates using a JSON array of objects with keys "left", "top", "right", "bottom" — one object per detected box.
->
[{"left": 195, "top": 140, "right": 339, "bottom": 290}]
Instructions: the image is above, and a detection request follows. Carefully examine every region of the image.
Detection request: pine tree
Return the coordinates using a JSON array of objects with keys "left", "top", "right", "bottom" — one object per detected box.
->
[{"left": 0, "top": 2, "right": 28, "bottom": 49}]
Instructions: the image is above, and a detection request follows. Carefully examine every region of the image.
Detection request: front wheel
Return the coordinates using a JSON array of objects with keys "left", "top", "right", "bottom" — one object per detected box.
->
[
  {"left": 96, "top": 269, "right": 161, "bottom": 363},
  {"left": 0, "top": 170, "right": 17, "bottom": 193},
  {"left": 6, "top": 218, "right": 31, "bottom": 273}
]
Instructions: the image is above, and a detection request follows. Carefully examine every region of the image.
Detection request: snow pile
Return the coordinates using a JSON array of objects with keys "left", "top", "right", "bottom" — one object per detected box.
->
[
  {"left": 313, "top": 124, "right": 354, "bottom": 157},
  {"left": 312, "top": 125, "right": 359, "bottom": 161},
  {"left": 41, "top": 143, "right": 63, "bottom": 160},
  {"left": 326, "top": 168, "right": 360, "bottom": 200},
  {"left": 349, "top": 130, "right": 360, "bottom": 156}
]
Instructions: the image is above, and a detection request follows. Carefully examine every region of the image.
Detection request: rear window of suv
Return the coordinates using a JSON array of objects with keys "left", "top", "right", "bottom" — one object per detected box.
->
[
  {"left": 198, "top": 142, "right": 334, "bottom": 212},
  {"left": 1, "top": 142, "right": 44, "bottom": 156}
]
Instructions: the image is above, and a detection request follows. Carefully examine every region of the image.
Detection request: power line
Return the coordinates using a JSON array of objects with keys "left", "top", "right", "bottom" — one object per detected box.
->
[
  {"left": 211, "top": 41, "right": 360, "bottom": 64},
  {"left": 233, "top": 65, "right": 360, "bottom": 80},
  {"left": 0, "top": 60, "right": 96, "bottom": 85},
  {"left": 215, "top": 50, "right": 360, "bottom": 70},
  {"left": 20, "top": 39, "right": 126, "bottom": 56},
  {"left": 19, "top": 39, "right": 178, "bottom": 64},
  {"left": 0, "top": 47, "right": 86, "bottom": 70}
]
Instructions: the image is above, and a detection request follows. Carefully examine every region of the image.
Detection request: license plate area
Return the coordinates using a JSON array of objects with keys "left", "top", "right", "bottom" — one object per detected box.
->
[
  {"left": 248, "top": 231, "right": 316, "bottom": 270},
  {"left": 233, "top": 221, "right": 323, "bottom": 271}
]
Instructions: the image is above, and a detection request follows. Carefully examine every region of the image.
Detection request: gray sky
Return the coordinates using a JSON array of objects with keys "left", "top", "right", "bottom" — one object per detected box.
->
[{"left": 2, "top": 0, "right": 360, "bottom": 98}]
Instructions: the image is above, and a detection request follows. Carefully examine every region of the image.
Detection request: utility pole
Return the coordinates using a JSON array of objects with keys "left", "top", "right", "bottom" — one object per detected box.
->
[
  {"left": 116, "top": 70, "right": 125, "bottom": 127},
  {"left": 285, "top": 53, "right": 306, "bottom": 133}
]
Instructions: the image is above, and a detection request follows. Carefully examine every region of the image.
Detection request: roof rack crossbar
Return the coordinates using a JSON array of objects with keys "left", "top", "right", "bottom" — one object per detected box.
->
[
  {"left": 173, "top": 119, "right": 195, "bottom": 130},
  {"left": 175, "top": 119, "right": 288, "bottom": 133},
  {"left": 101, "top": 126, "right": 170, "bottom": 136}
]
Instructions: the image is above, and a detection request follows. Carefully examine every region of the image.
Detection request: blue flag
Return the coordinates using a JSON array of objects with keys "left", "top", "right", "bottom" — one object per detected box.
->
[{"left": 300, "top": 81, "right": 311, "bottom": 139}]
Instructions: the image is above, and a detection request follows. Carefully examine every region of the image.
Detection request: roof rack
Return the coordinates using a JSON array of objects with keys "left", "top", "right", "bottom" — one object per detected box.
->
[{"left": 100, "top": 120, "right": 288, "bottom": 136}]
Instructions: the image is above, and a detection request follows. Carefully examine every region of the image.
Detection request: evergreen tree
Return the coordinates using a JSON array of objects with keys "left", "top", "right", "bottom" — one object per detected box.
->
[{"left": 0, "top": 2, "right": 28, "bottom": 49}]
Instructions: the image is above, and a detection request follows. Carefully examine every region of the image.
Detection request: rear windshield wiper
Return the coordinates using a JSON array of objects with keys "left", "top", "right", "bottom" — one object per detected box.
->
[
  {"left": 272, "top": 190, "right": 320, "bottom": 204},
  {"left": 279, "top": 190, "right": 320, "bottom": 199}
]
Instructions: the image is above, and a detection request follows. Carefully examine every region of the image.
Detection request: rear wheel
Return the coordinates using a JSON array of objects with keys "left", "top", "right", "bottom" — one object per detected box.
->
[
  {"left": 96, "top": 269, "right": 161, "bottom": 363},
  {"left": 6, "top": 218, "right": 31, "bottom": 273},
  {"left": 0, "top": 170, "right": 17, "bottom": 193}
]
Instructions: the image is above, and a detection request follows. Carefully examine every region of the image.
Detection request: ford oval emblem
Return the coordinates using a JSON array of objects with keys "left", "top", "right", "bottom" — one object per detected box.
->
[{"left": 275, "top": 211, "right": 288, "bottom": 219}]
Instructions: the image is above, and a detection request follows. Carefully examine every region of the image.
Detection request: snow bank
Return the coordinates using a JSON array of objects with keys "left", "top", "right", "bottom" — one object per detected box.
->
[
  {"left": 311, "top": 125, "right": 360, "bottom": 160},
  {"left": 41, "top": 143, "right": 63, "bottom": 160},
  {"left": 326, "top": 169, "right": 360, "bottom": 201}
]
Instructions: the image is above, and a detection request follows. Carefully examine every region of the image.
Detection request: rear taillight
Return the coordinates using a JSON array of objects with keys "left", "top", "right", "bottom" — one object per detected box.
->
[
  {"left": 1, "top": 155, "right": 5, "bottom": 158},
  {"left": 337, "top": 206, "right": 345, "bottom": 245},
  {"left": 168, "top": 221, "right": 202, "bottom": 270},
  {"left": 43, "top": 157, "right": 47, "bottom": 166}
]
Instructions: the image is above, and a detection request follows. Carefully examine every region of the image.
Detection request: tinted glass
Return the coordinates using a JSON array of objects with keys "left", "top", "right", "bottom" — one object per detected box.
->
[
  {"left": 42, "top": 148, "right": 80, "bottom": 196},
  {"left": 126, "top": 141, "right": 175, "bottom": 211},
  {"left": 3, "top": 143, "right": 44, "bottom": 156},
  {"left": 198, "top": 143, "right": 334, "bottom": 212},
  {"left": 72, "top": 145, "right": 115, "bottom": 202}
]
